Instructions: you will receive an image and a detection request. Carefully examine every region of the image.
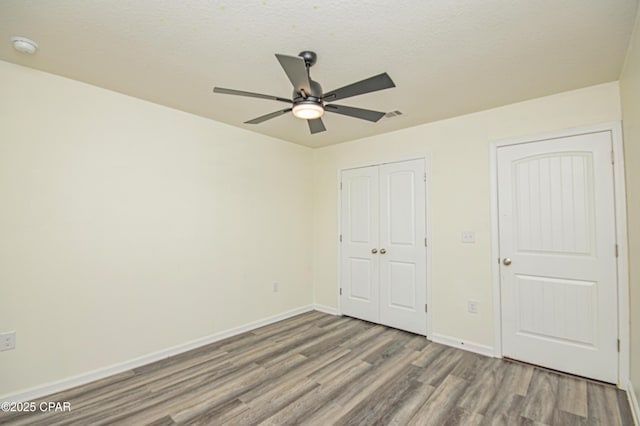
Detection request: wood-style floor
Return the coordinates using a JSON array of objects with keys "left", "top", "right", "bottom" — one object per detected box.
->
[{"left": 0, "top": 311, "right": 633, "bottom": 425}]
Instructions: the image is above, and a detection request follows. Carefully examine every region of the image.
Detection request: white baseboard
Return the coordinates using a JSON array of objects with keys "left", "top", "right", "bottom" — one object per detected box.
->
[
  {"left": 1, "top": 304, "right": 315, "bottom": 403},
  {"left": 313, "top": 304, "right": 338, "bottom": 315},
  {"left": 431, "top": 333, "right": 495, "bottom": 358},
  {"left": 628, "top": 380, "right": 639, "bottom": 426}
]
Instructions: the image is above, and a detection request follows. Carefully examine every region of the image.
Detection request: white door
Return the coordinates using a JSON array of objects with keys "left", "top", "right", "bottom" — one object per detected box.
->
[
  {"left": 341, "top": 159, "right": 427, "bottom": 335},
  {"left": 340, "top": 166, "right": 379, "bottom": 323},
  {"left": 497, "top": 131, "right": 618, "bottom": 383},
  {"left": 379, "top": 160, "right": 427, "bottom": 335}
]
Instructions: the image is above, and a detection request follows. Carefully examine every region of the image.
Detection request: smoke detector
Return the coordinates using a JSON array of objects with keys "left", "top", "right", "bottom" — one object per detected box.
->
[{"left": 12, "top": 37, "right": 38, "bottom": 54}]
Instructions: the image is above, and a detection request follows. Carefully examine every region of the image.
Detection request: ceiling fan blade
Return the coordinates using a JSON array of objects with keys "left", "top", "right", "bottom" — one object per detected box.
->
[
  {"left": 323, "top": 73, "right": 395, "bottom": 102},
  {"left": 324, "top": 104, "right": 386, "bottom": 122},
  {"left": 213, "top": 87, "right": 292, "bottom": 104},
  {"left": 275, "top": 54, "right": 311, "bottom": 94},
  {"left": 308, "top": 118, "right": 326, "bottom": 134},
  {"left": 244, "top": 108, "right": 292, "bottom": 124}
]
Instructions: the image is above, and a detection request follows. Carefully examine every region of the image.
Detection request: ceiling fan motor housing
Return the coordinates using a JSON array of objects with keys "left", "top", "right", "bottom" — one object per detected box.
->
[{"left": 293, "top": 79, "right": 323, "bottom": 103}]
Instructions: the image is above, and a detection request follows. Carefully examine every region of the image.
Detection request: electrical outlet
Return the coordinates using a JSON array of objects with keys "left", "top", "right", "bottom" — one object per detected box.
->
[
  {"left": 461, "top": 231, "right": 476, "bottom": 243},
  {"left": 467, "top": 300, "right": 478, "bottom": 314},
  {"left": 272, "top": 282, "right": 279, "bottom": 292},
  {"left": 0, "top": 331, "right": 16, "bottom": 351}
]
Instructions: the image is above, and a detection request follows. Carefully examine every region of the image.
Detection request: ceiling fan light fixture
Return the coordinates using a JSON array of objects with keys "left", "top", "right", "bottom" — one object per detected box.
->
[{"left": 292, "top": 102, "right": 324, "bottom": 120}]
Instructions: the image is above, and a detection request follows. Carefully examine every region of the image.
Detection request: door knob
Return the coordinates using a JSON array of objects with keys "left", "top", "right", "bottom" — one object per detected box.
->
[
  {"left": 371, "top": 248, "right": 378, "bottom": 254},
  {"left": 503, "top": 258, "right": 512, "bottom": 266},
  {"left": 380, "top": 248, "right": 387, "bottom": 254}
]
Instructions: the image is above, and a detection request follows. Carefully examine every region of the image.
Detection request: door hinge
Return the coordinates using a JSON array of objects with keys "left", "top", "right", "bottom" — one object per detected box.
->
[
  {"left": 340, "top": 181, "right": 342, "bottom": 190},
  {"left": 615, "top": 244, "right": 619, "bottom": 257},
  {"left": 425, "top": 304, "right": 428, "bottom": 313},
  {"left": 423, "top": 172, "right": 427, "bottom": 182},
  {"left": 340, "top": 288, "right": 342, "bottom": 296},
  {"left": 611, "top": 150, "right": 615, "bottom": 164},
  {"left": 424, "top": 237, "right": 427, "bottom": 247},
  {"left": 339, "top": 234, "right": 342, "bottom": 243},
  {"left": 617, "top": 339, "right": 620, "bottom": 352}
]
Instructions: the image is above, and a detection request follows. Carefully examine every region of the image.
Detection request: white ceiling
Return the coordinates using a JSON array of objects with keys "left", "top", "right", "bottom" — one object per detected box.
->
[{"left": 0, "top": 1, "right": 637, "bottom": 148}]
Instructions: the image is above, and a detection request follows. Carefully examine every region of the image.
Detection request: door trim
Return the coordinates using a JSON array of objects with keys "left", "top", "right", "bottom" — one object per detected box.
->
[
  {"left": 336, "top": 156, "right": 432, "bottom": 339},
  {"left": 489, "top": 122, "right": 629, "bottom": 389}
]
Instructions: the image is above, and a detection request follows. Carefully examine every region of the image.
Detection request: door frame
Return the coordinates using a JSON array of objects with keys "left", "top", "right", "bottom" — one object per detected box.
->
[
  {"left": 336, "top": 156, "right": 433, "bottom": 339},
  {"left": 489, "top": 122, "right": 629, "bottom": 389}
]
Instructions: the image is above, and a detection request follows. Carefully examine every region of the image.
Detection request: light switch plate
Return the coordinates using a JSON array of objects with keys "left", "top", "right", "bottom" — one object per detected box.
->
[
  {"left": 461, "top": 231, "right": 476, "bottom": 243},
  {"left": 0, "top": 331, "right": 16, "bottom": 351}
]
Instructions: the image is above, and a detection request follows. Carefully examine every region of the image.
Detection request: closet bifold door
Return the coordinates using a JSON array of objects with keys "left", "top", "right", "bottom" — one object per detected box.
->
[
  {"left": 378, "top": 159, "right": 427, "bottom": 335},
  {"left": 340, "top": 165, "right": 380, "bottom": 323},
  {"left": 340, "top": 159, "right": 427, "bottom": 336}
]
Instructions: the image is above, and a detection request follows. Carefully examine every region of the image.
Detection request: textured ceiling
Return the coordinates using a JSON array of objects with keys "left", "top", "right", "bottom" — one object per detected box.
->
[{"left": 0, "top": 1, "right": 637, "bottom": 147}]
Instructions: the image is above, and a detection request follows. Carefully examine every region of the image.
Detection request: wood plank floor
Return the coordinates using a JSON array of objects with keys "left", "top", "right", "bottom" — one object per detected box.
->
[{"left": 0, "top": 311, "right": 633, "bottom": 425}]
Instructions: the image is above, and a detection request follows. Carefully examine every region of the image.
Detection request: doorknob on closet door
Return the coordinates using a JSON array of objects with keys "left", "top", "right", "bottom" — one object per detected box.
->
[
  {"left": 503, "top": 258, "right": 512, "bottom": 266},
  {"left": 380, "top": 248, "right": 386, "bottom": 254},
  {"left": 371, "top": 248, "right": 378, "bottom": 254}
]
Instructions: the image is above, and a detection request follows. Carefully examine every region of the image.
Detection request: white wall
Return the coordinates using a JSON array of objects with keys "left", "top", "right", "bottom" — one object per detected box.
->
[
  {"left": 620, "top": 9, "right": 640, "bottom": 403},
  {"left": 0, "top": 61, "right": 314, "bottom": 396},
  {"left": 313, "top": 82, "right": 622, "bottom": 348}
]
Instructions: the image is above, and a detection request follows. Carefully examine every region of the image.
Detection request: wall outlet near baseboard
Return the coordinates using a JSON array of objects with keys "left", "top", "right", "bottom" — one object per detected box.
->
[
  {"left": 0, "top": 331, "right": 16, "bottom": 351},
  {"left": 467, "top": 300, "right": 478, "bottom": 314}
]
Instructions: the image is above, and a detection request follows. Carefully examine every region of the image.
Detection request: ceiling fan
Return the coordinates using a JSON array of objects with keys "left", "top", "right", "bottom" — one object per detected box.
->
[{"left": 213, "top": 51, "right": 396, "bottom": 134}]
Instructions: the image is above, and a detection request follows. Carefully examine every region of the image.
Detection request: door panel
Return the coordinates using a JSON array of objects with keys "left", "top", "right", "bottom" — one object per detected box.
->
[
  {"left": 388, "top": 261, "right": 416, "bottom": 310},
  {"left": 498, "top": 131, "right": 617, "bottom": 383},
  {"left": 514, "top": 153, "right": 594, "bottom": 254},
  {"left": 515, "top": 275, "right": 597, "bottom": 347},
  {"left": 340, "top": 167, "right": 379, "bottom": 323},
  {"left": 349, "top": 258, "right": 373, "bottom": 301},
  {"left": 388, "top": 170, "right": 416, "bottom": 245},
  {"left": 349, "top": 176, "right": 374, "bottom": 243},
  {"left": 379, "top": 160, "right": 427, "bottom": 335}
]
